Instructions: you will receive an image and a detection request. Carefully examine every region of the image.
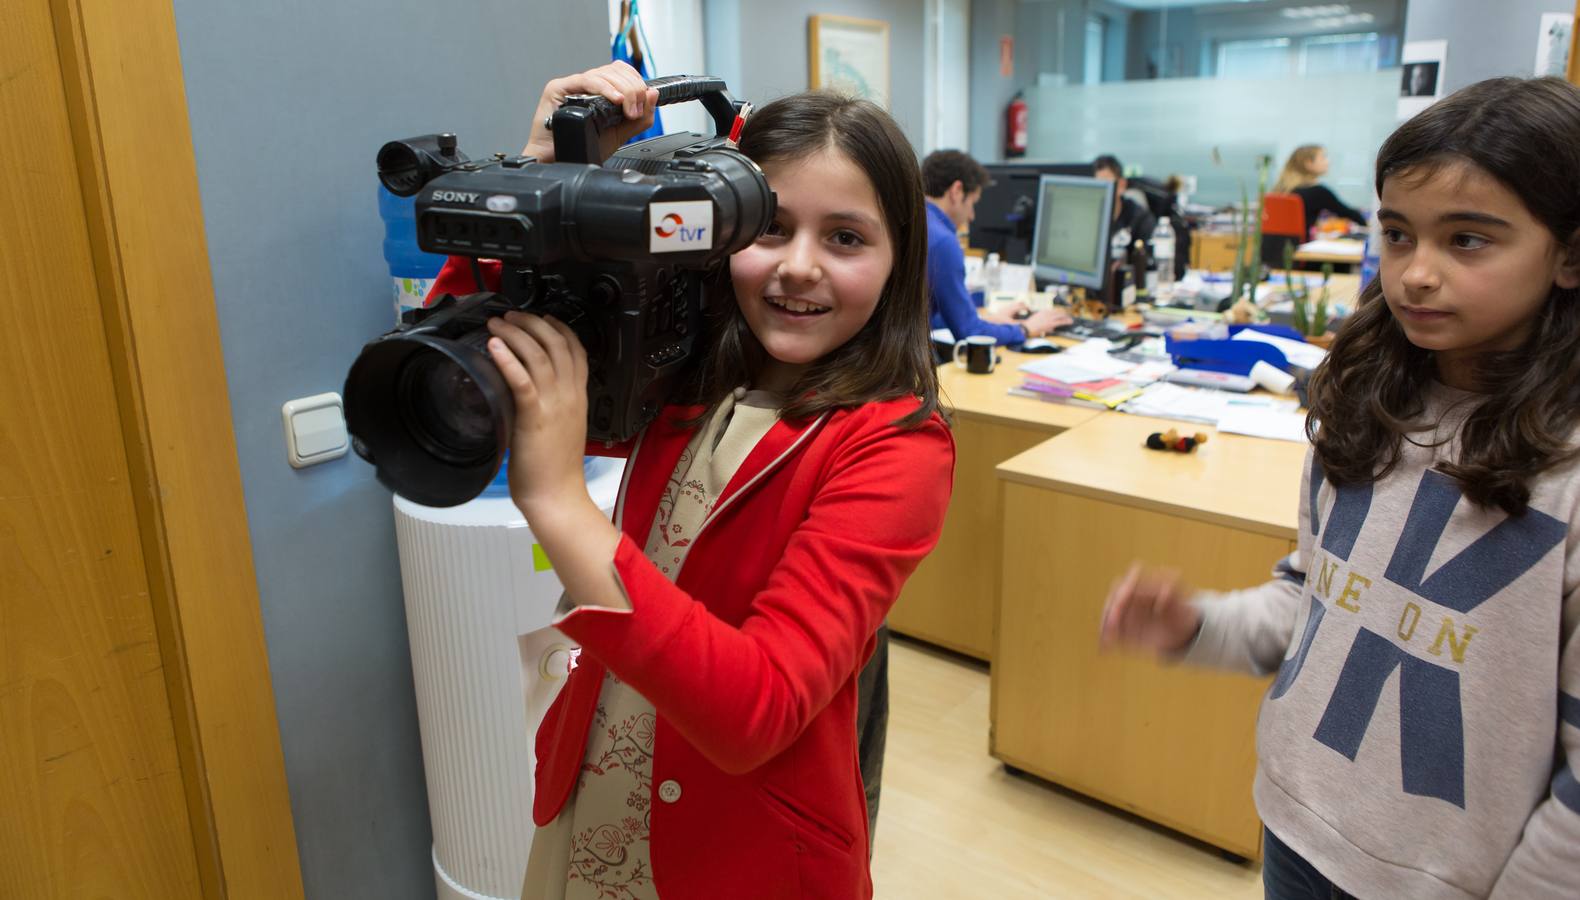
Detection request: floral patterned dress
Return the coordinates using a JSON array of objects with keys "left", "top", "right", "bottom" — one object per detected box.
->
[{"left": 522, "top": 388, "right": 781, "bottom": 900}]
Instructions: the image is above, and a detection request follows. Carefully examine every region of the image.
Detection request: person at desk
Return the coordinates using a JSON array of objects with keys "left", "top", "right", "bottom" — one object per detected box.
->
[
  {"left": 923, "top": 150, "right": 1067, "bottom": 344},
  {"left": 1093, "top": 155, "right": 1156, "bottom": 245},
  {"left": 1273, "top": 144, "right": 1368, "bottom": 238}
]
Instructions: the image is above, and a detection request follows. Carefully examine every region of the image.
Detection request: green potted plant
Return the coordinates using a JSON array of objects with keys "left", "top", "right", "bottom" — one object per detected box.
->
[
  {"left": 1214, "top": 150, "right": 1273, "bottom": 311},
  {"left": 1283, "top": 243, "right": 1335, "bottom": 346}
]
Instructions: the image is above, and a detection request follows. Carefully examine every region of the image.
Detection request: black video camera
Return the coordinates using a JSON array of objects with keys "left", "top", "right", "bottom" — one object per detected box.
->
[{"left": 344, "top": 75, "right": 774, "bottom": 507}]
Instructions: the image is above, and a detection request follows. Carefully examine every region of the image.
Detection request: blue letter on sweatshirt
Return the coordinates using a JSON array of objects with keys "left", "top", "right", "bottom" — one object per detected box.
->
[
  {"left": 1304, "top": 471, "right": 1563, "bottom": 807},
  {"left": 1383, "top": 470, "right": 1564, "bottom": 613},
  {"left": 1313, "top": 627, "right": 1467, "bottom": 807}
]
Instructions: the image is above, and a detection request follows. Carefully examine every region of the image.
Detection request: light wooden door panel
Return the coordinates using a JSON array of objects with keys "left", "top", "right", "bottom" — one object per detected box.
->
[
  {"left": 3, "top": 0, "right": 304, "bottom": 896},
  {"left": 1, "top": 0, "right": 203, "bottom": 895}
]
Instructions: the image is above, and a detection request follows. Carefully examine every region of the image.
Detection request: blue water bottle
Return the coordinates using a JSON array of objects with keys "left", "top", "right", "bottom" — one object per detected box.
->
[{"left": 379, "top": 184, "right": 447, "bottom": 324}]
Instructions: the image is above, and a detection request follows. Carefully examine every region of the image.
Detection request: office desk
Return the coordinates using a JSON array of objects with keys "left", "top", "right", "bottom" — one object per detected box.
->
[
  {"left": 990, "top": 412, "right": 1306, "bottom": 860},
  {"left": 888, "top": 354, "right": 1103, "bottom": 660},
  {"left": 1193, "top": 231, "right": 1363, "bottom": 269}
]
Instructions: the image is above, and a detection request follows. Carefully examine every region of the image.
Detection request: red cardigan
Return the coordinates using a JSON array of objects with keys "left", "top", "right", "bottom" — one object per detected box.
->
[
  {"left": 547, "top": 399, "right": 952, "bottom": 898},
  {"left": 426, "top": 259, "right": 955, "bottom": 894}
]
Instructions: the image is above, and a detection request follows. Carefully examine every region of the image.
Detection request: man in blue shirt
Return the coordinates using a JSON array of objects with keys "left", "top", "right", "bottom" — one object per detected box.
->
[{"left": 923, "top": 150, "right": 1067, "bottom": 344}]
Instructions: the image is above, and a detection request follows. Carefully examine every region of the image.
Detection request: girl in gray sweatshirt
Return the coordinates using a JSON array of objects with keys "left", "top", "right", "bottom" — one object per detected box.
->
[{"left": 1102, "top": 76, "right": 1580, "bottom": 899}]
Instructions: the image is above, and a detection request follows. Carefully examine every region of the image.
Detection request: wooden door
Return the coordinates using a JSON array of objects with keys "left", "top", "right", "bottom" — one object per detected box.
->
[{"left": 1, "top": 1, "right": 303, "bottom": 896}]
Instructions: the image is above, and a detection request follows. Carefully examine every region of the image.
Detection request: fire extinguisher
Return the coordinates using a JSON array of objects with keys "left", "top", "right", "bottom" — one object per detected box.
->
[{"left": 1005, "top": 91, "right": 1028, "bottom": 158}]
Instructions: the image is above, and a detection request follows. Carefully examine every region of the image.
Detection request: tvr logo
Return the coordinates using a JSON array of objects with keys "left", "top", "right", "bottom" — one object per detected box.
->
[{"left": 649, "top": 201, "right": 713, "bottom": 253}]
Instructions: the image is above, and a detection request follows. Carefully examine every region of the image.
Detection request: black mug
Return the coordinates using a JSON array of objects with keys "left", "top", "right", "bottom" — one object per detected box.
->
[{"left": 953, "top": 336, "right": 997, "bottom": 374}]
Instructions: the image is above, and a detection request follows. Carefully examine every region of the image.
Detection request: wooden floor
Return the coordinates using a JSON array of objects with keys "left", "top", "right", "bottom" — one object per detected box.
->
[{"left": 871, "top": 637, "right": 1264, "bottom": 899}]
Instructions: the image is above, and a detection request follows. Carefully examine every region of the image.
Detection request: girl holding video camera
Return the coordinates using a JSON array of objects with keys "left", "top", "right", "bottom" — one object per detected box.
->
[{"left": 431, "top": 61, "right": 953, "bottom": 899}]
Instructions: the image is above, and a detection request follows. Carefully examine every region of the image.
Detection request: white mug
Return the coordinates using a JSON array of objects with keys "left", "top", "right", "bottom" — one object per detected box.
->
[{"left": 953, "top": 335, "right": 997, "bottom": 373}]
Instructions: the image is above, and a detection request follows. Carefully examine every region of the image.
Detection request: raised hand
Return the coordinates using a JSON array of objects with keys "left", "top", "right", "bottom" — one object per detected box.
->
[
  {"left": 522, "top": 60, "right": 660, "bottom": 164},
  {"left": 484, "top": 312, "right": 590, "bottom": 519},
  {"left": 1098, "top": 563, "right": 1203, "bottom": 655}
]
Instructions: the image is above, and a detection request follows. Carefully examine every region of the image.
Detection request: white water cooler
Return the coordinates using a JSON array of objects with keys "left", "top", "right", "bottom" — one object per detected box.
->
[{"left": 393, "top": 459, "right": 623, "bottom": 900}]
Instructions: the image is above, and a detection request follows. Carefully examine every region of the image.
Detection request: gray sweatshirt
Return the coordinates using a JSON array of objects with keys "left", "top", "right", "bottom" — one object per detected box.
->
[{"left": 1187, "top": 386, "right": 1580, "bottom": 899}]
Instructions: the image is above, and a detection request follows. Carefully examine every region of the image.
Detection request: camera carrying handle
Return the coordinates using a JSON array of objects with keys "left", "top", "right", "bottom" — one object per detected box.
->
[{"left": 552, "top": 74, "right": 743, "bottom": 166}]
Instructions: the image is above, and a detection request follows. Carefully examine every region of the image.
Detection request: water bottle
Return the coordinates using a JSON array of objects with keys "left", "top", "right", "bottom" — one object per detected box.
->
[
  {"left": 1360, "top": 211, "right": 1382, "bottom": 289},
  {"left": 379, "top": 184, "right": 447, "bottom": 324},
  {"left": 983, "top": 252, "right": 1003, "bottom": 294},
  {"left": 1152, "top": 217, "right": 1176, "bottom": 299}
]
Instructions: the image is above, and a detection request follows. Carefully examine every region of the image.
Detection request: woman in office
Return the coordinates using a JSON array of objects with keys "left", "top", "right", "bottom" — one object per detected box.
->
[
  {"left": 429, "top": 62, "right": 953, "bottom": 899},
  {"left": 1272, "top": 144, "right": 1368, "bottom": 238},
  {"left": 1103, "top": 76, "right": 1580, "bottom": 899}
]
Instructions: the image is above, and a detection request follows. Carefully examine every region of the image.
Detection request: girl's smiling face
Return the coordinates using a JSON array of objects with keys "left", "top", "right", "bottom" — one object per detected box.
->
[
  {"left": 1378, "top": 159, "right": 1580, "bottom": 389},
  {"left": 728, "top": 147, "right": 894, "bottom": 392}
]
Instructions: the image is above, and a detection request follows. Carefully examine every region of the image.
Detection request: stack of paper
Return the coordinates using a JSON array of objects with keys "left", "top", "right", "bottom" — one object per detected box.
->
[
  {"left": 1016, "top": 353, "right": 1146, "bottom": 409},
  {"left": 1121, "top": 383, "right": 1238, "bottom": 423},
  {"left": 1216, "top": 405, "right": 1310, "bottom": 443},
  {"left": 1120, "top": 384, "right": 1308, "bottom": 443}
]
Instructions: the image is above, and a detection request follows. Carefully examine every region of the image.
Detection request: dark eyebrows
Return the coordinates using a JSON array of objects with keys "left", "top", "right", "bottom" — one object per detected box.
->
[
  {"left": 826, "top": 210, "right": 882, "bottom": 229},
  {"left": 1437, "top": 211, "right": 1512, "bottom": 228},
  {"left": 1376, "top": 206, "right": 1512, "bottom": 229}
]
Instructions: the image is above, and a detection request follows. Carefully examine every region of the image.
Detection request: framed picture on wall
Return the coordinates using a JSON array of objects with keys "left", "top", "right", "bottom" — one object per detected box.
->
[{"left": 808, "top": 14, "right": 890, "bottom": 108}]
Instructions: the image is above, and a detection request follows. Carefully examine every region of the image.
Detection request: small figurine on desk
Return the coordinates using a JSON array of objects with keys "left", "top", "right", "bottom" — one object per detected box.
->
[
  {"left": 1073, "top": 296, "right": 1110, "bottom": 322},
  {"left": 1145, "top": 428, "right": 1209, "bottom": 453}
]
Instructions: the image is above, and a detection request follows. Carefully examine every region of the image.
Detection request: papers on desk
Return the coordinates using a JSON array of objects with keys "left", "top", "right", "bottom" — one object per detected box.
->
[
  {"left": 1018, "top": 349, "right": 1135, "bottom": 384},
  {"left": 1121, "top": 383, "right": 1309, "bottom": 443},
  {"left": 1016, "top": 347, "right": 1144, "bottom": 409},
  {"left": 1006, "top": 338, "right": 1310, "bottom": 441},
  {"left": 1217, "top": 405, "right": 1311, "bottom": 443},
  {"left": 1297, "top": 238, "right": 1364, "bottom": 259},
  {"left": 1122, "top": 383, "right": 1236, "bottom": 424}
]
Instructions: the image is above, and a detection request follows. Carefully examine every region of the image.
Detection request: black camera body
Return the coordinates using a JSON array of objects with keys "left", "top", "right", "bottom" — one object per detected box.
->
[{"left": 344, "top": 76, "right": 773, "bottom": 507}]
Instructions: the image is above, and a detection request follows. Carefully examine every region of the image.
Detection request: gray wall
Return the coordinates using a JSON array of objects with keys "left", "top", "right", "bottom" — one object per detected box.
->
[
  {"left": 713, "top": 0, "right": 927, "bottom": 149},
  {"left": 970, "top": 0, "right": 1024, "bottom": 160},
  {"left": 168, "top": 2, "right": 606, "bottom": 897},
  {"left": 968, "top": 0, "right": 1135, "bottom": 161},
  {"left": 1403, "top": 0, "right": 1562, "bottom": 93}
]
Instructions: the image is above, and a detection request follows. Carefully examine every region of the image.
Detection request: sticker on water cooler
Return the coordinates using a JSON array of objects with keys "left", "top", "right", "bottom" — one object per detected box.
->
[{"left": 649, "top": 200, "right": 713, "bottom": 253}]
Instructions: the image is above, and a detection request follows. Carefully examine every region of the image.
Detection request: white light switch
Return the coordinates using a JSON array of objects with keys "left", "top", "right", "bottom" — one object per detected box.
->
[{"left": 282, "top": 393, "right": 349, "bottom": 468}]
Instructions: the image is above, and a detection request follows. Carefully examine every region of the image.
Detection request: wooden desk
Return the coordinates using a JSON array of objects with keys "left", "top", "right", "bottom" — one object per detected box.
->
[
  {"left": 1193, "top": 232, "right": 1363, "bottom": 269},
  {"left": 888, "top": 354, "right": 1103, "bottom": 660},
  {"left": 990, "top": 413, "right": 1307, "bottom": 860},
  {"left": 1191, "top": 230, "right": 1240, "bottom": 271}
]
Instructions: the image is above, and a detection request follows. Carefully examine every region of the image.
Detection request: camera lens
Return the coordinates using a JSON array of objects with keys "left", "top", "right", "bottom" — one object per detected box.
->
[
  {"left": 397, "top": 350, "right": 495, "bottom": 465},
  {"left": 344, "top": 325, "right": 512, "bottom": 507}
]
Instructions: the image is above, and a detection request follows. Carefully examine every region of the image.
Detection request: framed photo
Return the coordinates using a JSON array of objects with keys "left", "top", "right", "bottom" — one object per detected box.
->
[
  {"left": 808, "top": 14, "right": 890, "bottom": 108},
  {"left": 1399, "top": 61, "right": 1440, "bottom": 98},
  {"left": 1397, "top": 39, "right": 1448, "bottom": 120}
]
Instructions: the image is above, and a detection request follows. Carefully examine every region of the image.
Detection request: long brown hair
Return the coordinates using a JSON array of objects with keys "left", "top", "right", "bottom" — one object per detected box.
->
[
  {"left": 1272, "top": 144, "right": 1323, "bottom": 194},
  {"left": 679, "top": 91, "right": 940, "bottom": 429},
  {"left": 1307, "top": 77, "right": 1580, "bottom": 515}
]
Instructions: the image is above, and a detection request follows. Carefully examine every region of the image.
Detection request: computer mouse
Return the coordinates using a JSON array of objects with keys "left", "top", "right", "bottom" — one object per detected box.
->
[
  {"left": 1013, "top": 309, "right": 1032, "bottom": 320},
  {"left": 1020, "top": 338, "right": 1061, "bottom": 353}
]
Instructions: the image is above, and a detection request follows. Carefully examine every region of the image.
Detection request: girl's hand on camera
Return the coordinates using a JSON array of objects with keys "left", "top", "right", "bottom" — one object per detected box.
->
[
  {"left": 522, "top": 61, "right": 660, "bottom": 164},
  {"left": 1098, "top": 563, "right": 1203, "bottom": 655},
  {"left": 485, "top": 312, "right": 590, "bottom": 519}
]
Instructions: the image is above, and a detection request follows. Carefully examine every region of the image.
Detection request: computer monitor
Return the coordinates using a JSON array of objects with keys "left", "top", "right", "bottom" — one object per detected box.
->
[
  {"left": 968, "top": 162, "right": 1092, "bottom": 263},
  {"left": 1030, "top": 174, "right": 1115, "bottom": 292}
]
